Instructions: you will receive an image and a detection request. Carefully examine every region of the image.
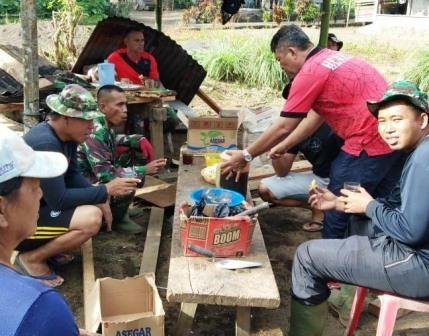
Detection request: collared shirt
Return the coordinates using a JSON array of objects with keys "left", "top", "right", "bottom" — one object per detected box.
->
[
  {"left": 281, "top": 48, "right": 391, "bottom": 157},
  {"left": 107, "top": 48, "right": 159, "bottom": 84}
]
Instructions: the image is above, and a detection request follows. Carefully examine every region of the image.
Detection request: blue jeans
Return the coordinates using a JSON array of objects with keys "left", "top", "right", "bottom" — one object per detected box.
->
[{"left": 323, "top": 150, "right": 405, "bottom": 239}]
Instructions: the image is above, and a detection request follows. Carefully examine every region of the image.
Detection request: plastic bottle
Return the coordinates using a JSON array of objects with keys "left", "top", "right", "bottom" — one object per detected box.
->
[{"left": 98, "top": 60, "right": 115, "bottom": 86}]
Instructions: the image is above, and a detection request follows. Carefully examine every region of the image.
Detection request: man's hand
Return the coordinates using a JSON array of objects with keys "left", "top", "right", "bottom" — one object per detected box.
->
[
  {"left": 337, "top": 187, "right": 373, "bottom": 214},
  {"left": 269, "top": 140, "right": 289, "bottom": 160},
  {"left": 309, "top": 187, "right": 340, "bottom": 211},
  {"left": 105, "top": 177, "right": 140, "bottom": 196},
  {"left": 97, "top": 202, "right": 112, "bottom": 232},
  {"left": 145, "top": 158, "right": 167, "bottom": 175},
  {"left": 219, "top": 150, "right": 247, "bottom": 176}
]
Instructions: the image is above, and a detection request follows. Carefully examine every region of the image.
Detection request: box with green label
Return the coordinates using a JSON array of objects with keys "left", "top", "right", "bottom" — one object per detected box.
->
[{"left": 187, "top": 116, "right": 239, "bottom": 151}]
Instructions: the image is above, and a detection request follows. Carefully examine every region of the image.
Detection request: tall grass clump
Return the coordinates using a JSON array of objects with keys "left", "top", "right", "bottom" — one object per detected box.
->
[
  {"left": 192, "top": 36, "right": 286, "bottom": 90},
  {"left": 405, "top": 50, "right": 429, "bottom": 94}
]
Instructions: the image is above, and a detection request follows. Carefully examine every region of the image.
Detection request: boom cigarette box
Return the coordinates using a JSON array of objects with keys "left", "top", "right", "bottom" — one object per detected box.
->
[
  {"left": 179, "top": 203, "right": 256, "bottom": 257},
  {"left": 187, "top": 116, "right": 239, "bottom": 151},
  {"left": 87, "top": 274, "right": 165, "bottom": 336}
]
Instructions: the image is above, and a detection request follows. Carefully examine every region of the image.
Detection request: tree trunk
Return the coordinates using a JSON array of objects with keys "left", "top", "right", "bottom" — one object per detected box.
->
[
  {"left": 21, "top": 0, "right": 40, "bottom": 133},
  {"left": 156, "top": 0, "right": 162, "bottom": 31},
  {"left": 318, "top": 0, "right": 331, "bottom": 48}
]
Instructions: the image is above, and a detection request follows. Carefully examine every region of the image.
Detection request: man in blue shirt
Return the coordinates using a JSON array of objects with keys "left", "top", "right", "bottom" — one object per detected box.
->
[{"left": 0, "top": 126, "right": 79, "bottom": 335}]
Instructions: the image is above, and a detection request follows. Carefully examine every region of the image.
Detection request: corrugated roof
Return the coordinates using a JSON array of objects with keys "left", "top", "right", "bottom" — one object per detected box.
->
[{"left": 73, "top": 17, "right": 206, "bottom": 105}]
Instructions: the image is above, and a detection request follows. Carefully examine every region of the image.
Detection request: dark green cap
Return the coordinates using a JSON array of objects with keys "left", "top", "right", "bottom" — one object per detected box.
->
[{"left": 367, "top": 80, "right": 429, "bottom": 116}]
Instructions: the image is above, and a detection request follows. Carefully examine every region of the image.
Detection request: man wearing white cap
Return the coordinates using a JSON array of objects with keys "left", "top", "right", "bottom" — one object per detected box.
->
[
  {"left": 0, "top": 126, "right": 81, "bottom": 334},
  {"left": 14, "top": 84, "right": 140, "bottom": 287}
]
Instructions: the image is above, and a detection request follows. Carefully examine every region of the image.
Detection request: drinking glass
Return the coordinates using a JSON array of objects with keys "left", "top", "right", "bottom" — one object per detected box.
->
[{"left": 343, "top": 182, "right": 361, "bottom": 192}]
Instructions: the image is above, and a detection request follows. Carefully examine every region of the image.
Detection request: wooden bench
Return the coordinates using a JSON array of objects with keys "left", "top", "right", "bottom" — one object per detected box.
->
[{"left": 166, "top": 156, "right": 280, "bottom": 335}]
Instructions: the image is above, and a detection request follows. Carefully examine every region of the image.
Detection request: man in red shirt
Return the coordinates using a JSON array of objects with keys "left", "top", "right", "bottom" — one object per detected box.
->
[
  {"left": 107, "top": 28, "right": 160, "bottom": 85},
  {"left": 222, "top": 24, "right": 404, "bottom": 239}
]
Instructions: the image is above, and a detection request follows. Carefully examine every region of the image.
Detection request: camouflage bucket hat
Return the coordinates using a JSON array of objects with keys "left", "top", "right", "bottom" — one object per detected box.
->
[
  {"left": 46, "top": 84, "right": 103, "bottom": 120},
  {"left": 367, "top": 80, "right": 429, "bottom": 116}
]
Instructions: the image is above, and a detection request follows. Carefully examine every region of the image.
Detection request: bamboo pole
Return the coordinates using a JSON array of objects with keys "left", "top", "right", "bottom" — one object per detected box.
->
[
  {"left": 346, "top": 0, "right": 352, "bottom": 27},
  {"left": 21, "top": 0, "right": 40, "bottom": 133},
  {"left": 318, "top": 0, "right": 332, "bottom": 48}
]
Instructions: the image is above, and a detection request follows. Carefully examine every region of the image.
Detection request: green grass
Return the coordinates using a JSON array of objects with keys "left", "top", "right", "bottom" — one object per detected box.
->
[{"left": 405, "top": 50, "right": 429, "bottom": 94}]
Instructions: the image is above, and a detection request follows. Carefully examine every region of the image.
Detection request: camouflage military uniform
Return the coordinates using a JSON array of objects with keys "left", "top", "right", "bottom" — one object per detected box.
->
[{"left": 78, "top": 115, "right": 148, "bottom": 184}]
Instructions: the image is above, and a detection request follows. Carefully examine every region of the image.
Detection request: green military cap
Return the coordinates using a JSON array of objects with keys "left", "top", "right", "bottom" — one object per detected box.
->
[
  {"left": 367, "top": 80, "right": 429, "bottom": 116},
  {"left": 46, "top": 84, "right": 103, "bottom": 120}
]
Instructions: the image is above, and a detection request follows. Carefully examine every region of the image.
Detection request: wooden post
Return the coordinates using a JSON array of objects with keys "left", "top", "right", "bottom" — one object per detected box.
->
[
  {"left": 20, "top": 0, "right": 40, "bottom": 133},
  {"left": 156, "top": 0, "right": 162, "bottom": 31},
  {"left": 318, "top": 0, "right": 332, "bottom": 48}
]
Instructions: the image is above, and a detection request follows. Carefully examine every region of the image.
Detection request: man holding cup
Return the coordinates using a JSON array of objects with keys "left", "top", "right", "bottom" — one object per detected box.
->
[
  {"left": 78, "top": 85, "right": 166, "bottom": 233},
  {"left": 287, "top": 81, "right": 429, "bottom": 335}
]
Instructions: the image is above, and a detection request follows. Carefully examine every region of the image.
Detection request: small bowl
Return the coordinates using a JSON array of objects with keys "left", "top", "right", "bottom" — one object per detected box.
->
[{"left": 189, "top": 187, "right": 245, "bottom": 207}]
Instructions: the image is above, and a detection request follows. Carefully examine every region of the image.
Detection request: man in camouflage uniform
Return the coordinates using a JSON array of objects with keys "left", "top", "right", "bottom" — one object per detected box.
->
[
  {"left": 78, "top": 84, "right": 166, "bottom": 233},
  {"left": 16, "top": 84, "right": 138, "bottom": 287}
]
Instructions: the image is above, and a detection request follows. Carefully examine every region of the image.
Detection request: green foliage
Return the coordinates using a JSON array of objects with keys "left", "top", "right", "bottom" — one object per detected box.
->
[
  {"left": 77, "top": 0, "right": 108, "bottom": 17},
  {"left": 182, "top": 0, "right": 220, "bottom": 24},
  {"left": 0, "top": 0, "right": 20, "bottom": 14},
  {"left": 299, "top": 2, "right": 319, "bottom": 23},
  {"left": 192, "top": 36, "right": 286, "bottom": 90},
  {"left": 405, "top": 50, "right": 429, "bottom": 94},
  {"left": 262, "top": 10, "right": 272, "bottom": 22},
  {"left": 283, "top": 0, "right": 295, "bottom": 21},
  {"left": 272, "top": 4, "right": 285, "bottom": 25}
]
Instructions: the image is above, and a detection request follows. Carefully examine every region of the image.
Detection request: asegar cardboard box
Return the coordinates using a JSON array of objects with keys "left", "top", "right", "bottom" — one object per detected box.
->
[
  {"left": 187, "top": 117, "right": 239, "bottom": 150},
  {"left": 87, "top": 274, "right": 165, "bottom": 336},
  {"left": 179, "top": 203, "right": 256, "bottom": 257}
]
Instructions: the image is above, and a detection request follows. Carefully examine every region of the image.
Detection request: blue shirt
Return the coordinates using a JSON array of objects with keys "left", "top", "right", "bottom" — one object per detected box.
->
[{"left": 0, "top": 264, "right": 78, "bottom": 336}]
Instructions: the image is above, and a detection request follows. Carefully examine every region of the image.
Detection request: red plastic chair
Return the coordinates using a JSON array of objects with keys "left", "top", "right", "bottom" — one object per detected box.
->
[{"left": 345, "top": 286, "right": 429, "bottom": 336}]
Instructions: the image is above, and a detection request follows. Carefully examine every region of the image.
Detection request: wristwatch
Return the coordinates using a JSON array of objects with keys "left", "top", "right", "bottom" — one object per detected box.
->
[{"left": 242, "top": 148, "right": 253, "bottom": 162}]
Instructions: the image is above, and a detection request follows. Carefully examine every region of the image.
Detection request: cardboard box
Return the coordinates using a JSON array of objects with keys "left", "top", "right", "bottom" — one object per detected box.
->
[
  {"left": 179, "top": 203, "right": 256, "bottom": 257},
  {"left": 187, "top": 116, "right": 239, "bottom": 151},
  {"left": 87, "top": 274, "right": 165, "bottom": 336}
]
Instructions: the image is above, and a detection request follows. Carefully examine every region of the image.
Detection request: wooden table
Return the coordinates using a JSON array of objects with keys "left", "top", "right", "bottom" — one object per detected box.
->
[
  {"left": 167, "top": 156, "right": 280, "bottom": 336},
  {"left": 124, "top": 89, "right": 176, "bottom": 159}
]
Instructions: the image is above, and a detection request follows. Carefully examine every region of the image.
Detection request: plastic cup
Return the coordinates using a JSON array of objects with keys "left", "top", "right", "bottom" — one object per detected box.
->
[
  {"left": 182, "top": 150, "right": 193, "bottom": 165},
  {"left": 204, "top": 153, "right": 221, "bottom": 167}
]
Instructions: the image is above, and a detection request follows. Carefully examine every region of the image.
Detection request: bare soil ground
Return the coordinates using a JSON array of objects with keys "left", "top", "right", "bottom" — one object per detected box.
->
[{"left": 2, "top": 18, "right": 429, "bottom": 335}]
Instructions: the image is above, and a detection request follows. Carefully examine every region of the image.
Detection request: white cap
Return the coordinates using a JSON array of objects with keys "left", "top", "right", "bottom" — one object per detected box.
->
[{"left": 0, "top": 126, "right": 68, "bottom": 183}]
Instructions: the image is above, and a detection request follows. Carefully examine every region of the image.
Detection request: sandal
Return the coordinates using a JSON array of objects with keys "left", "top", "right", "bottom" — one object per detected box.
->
[
  {"left": 48, "top": 253, "right": 75, "bottom": 268},
  {"left": 14, "top": 254, "right": 64, "bottom": 288},
  {"left": 302, "top": 221, "right": 323, "bottom": 232}
]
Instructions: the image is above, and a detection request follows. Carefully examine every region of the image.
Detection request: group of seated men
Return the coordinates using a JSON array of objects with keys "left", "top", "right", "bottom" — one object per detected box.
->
[{"left": 1, "top": 22, "right": 429, "bottom": 335}]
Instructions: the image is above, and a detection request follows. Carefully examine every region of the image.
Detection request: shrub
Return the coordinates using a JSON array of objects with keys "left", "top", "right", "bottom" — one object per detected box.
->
[
  {"left": 262, "top": 9, "right": 272, "bottom": 22},
  {"left": 405, "top": 50, "right": 429, "bottom": 94},
  {"left": 272, "top": 4, "right": 285, "bottom": 25},
  {"left": 192, "top": 36, "right": 286, "bottom": 90},
  {"left": 283, "top": 0, "right": 295, "bottom": 21},
  {"left": 181, "top": 0, "right": 220, "bottom": 24}
]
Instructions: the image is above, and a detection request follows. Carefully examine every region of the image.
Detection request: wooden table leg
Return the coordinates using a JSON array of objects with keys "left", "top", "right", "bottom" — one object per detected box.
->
[
  {"left": 175, "top": 302, "right": 198, "bottom": 336},
  {"left": 150, "top": 118, "right": 164, "bottom": 159},
  {"left": 236, "top": 307, "right": 251, "bottom": 336}
]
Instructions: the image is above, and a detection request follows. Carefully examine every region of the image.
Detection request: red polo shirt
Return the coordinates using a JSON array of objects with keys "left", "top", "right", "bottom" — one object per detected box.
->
[
  {"left": 282, "top": 48, "right": 391, "bottom": 157},
  {"left": 107, "top": 48, "right": 159, "bottom": 84}
]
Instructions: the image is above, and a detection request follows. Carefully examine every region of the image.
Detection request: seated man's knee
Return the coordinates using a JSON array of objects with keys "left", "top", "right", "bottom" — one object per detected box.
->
[
  {"left": 258, "top": 183, "right": 275, "bottom": 202},
  {"left": 72, "top": 206, "right": 102, "bottom": 237}
]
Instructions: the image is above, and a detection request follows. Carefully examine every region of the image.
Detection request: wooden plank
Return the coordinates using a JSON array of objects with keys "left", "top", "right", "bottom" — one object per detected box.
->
[
  {"left": 236, "top": 307, "right": 251, "bottom": 336},
  {"left": 249, "top": 159, "right": 313, "bottom": 181},
  {"left": 197, "top": 88, "right": 221, "bottom": 114},
  {"left": 82, "top": 238, "right": 95, "bottom": 330},
  {"left": 139, "top": 207, "right": 164, "bottom": 274},
  {"left": 150, "top": 119, "right": 164, "bottom": 159},
  {"left": 140, "top": 184, "right": 176, "bottom": 208},
  {"left": 134, "top": 175, "right": 170, "bottom": 198},
  {"left": 166, "top": 156, "right": 280, "bottom": 308},
  {"left": 0, "top": 103, "right": 23, "bottom": 114},
  {"left": 174, "top": 303, "right": 198, "bottom": 336}
]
